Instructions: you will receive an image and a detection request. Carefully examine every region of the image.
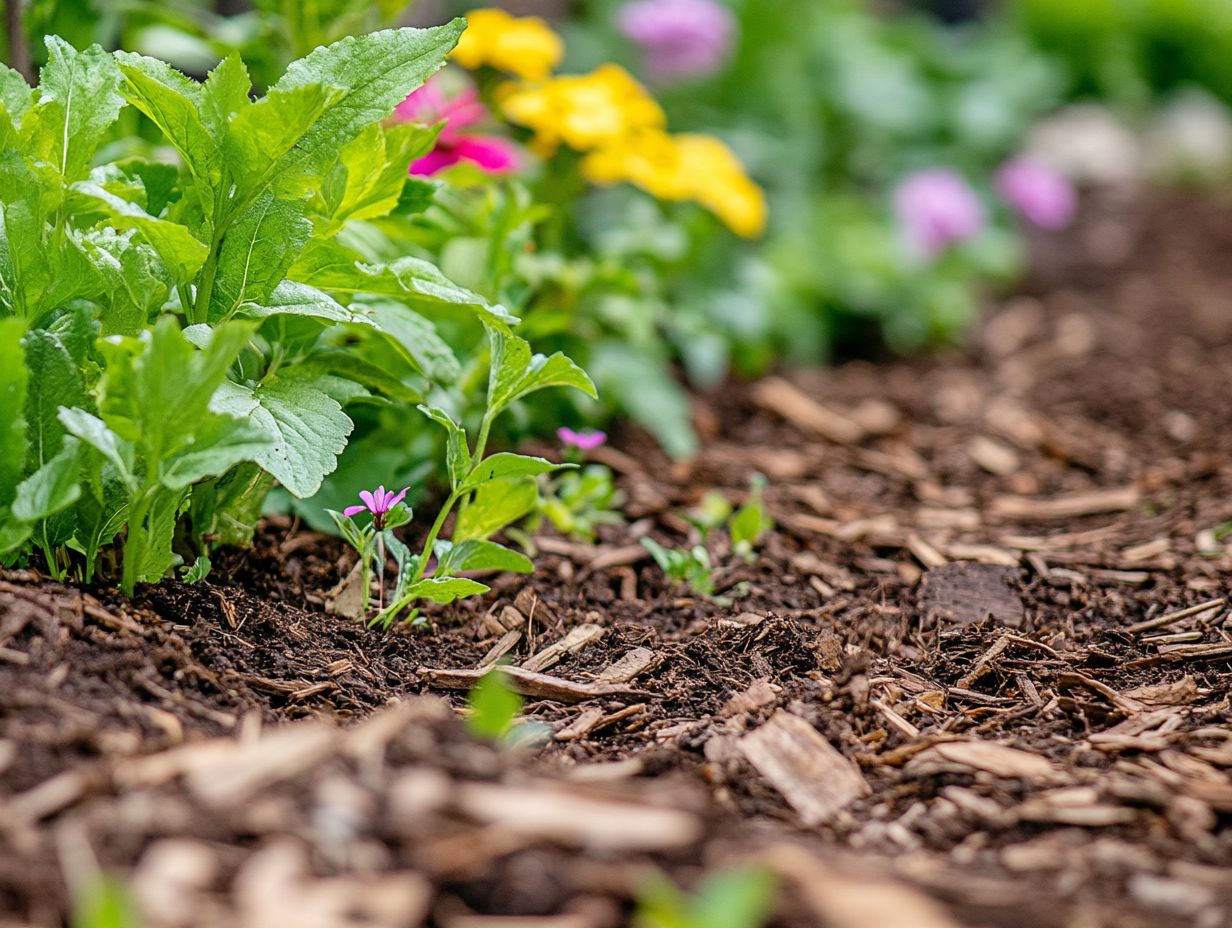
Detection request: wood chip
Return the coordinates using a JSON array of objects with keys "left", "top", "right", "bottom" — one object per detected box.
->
[
  {"left": 910, "top": 741, "right": 1059, "bottom": 784},
  {"left": 988, "top": 485, "right": 1140, "bottom": 522},
  {"left": 520, "top": 623, "right": 605, "bottom": 673},
  {"left": 737, "top": 711, "right": 870, "bottom": 826},
  {"left": 476, "top": 629, "right": 523, "bottom": 670},
  {"left": 918, "top": 563, "right": 1024, "bottom": 628},
  {"left": 454, "top": 782, "right": 701, "bottom": 851},
  {"left": 592, "top": 647, "right": 659, "bottom": 685},
  {"left": 418, "top": 665, "right": 651, "bottom": 703},
  {"left": 1125, "top": 597, "right": 1226, "bottom": 635},
  {"left": 751, "top": 377, "right": 865, "bottom": 444}
]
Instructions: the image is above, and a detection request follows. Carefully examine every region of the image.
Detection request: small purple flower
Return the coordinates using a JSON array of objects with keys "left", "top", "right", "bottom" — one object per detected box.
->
[
  {"left": 996, "top": 157, "right": 1076, "bottom": 230},
  {"left": 894, "top": 168, "right": 986, "bottom": 260},
  {"left": 558, "top": 427, "right": 607, "bottom": 452},
  {"left": 343, "top": 485, "right": 409, "bottom": 528},
  {"left": 617, "top": 0, "right": 735, "bottom": 83}
]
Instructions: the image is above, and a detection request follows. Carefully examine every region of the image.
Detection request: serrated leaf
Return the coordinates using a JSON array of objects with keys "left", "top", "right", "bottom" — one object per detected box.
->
[
  {"left": 417, "top": 404, "right": 470, "bottom": 489},
  {"left": 487, "top": 328, "right": 596, "bottom": 416},
  {"left": 72, "top": 227, "right": 170, "bottom": 335},
  {"left": 0, "top": 66, "right": 34, "bottom": 127},
  {"left": 321, "top": 121, "right": 438, "bottom": 224},
  {"left": 200, "top": 53, "right": 251, "bottom": 135},
  {"left": 71, "top": 181, "right": 208, "bottom": 283},
  {"left": 460, "top": 452, "right": 564, "bottom": 492},
  {"left": 38, "top": 37, "right": 124, "bottom": 179},
  {"left": 211, "top": 378, "right": 352, "bottom": 498},
  {"left": 12, "top": 436, "right": 82, "bottom": 521},
  {"left": 23, "top": 324, "right": 88, "bottom": 475},
  {"left": 238, "top": 280, "right": 353, "bottom": 323},
  {"left": 208, "top": 190, "right": 311, "bottom": 321},
  {"left": 291, "top": 238, "right": 518, "bottom": 329},
  {"left": 400, "top": 576, "right": 488, "bottom": 604},
  {"left": 454, "top": 478, "right": 538, "bottom": 541},
  {"left": 0, "top": 318, "right": 28, "bottom": 517},
  {"left": 437, "top": 539, "right": 532, "bottom": 575}
]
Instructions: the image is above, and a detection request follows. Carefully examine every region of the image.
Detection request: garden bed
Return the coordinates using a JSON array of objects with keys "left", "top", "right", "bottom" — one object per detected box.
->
[{"left": 4, "top": 188, "right": 1232, "bottom": 927}]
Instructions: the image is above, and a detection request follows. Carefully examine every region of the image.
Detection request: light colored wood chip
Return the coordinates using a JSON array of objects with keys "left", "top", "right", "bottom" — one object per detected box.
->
[
  {"left": 418, "top": 665, "right": 651, "bottom": 703},
  {"left": 1125, "top": 597, "right": 1226, "bottom": 634},
  {"left": 737, "top": 711, "right": 870, "bottom": 826},
  {"left": 554, "top": 708, "right": 605, "bottom": 742},
  {"left": 1016, "top": 787, "right": 1137, "bottom": 826},
  {"left": 476, "top": 629, "right": 523, "bottom": 670},
  {"left": 592, "top": 647, "right": 659, "bottom": 685},
  {"left": 722, "top": 678, "right": 780, "bottom": 717},
  {"left": 906, "top": 533, "right": 947, "bottom": 569},
  {"left": 944, "top": 543, "right": 1019, "bottom": 567},
  {"left": 988, "top": 486, "right": 1140, "bottom": 522},
  {"left": 455, "top": 782, "right": 701, "bottom": 851},
  {"left": 911, "top": 741, "right": 1059, "bottom": 784},
  {"left": 968, "top": 436, "right": 1020, "bottom": 475},
  {"left": 751, "top": 377, "right": 865, "bottom": 444},
  {"left": 520, "top": 623, "right": 605, "bottom": 673}
]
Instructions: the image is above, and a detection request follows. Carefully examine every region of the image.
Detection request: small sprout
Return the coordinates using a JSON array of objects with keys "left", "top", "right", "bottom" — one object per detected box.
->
[
  {"left": 689, "top": 490, "right": 732, "bottom": 534},
  {"left": 534, "top": 463, "right": 625, "bottom": 542},
  {"left": 642, "top": 537, "right": 716, "bottom": 597},
  {"left": 343, "top": 485, "right": 411, "bottom": 530},
  {"left": 729, "top": 474, "right": 773, "bottom": 562},
  {"left": 181, "top": 555, "right": 211, "bottom": 585},
  {"left": 633, "top": 865, "right": 778, "bottom": 928},
  {"left": 467, "top": 669, "right": 523, "bottom": 741}
]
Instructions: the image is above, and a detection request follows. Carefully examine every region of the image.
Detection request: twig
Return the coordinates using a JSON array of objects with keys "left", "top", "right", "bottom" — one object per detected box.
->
[{"left": 1125, "top": 597, "right": 1225, "bottom": 635}]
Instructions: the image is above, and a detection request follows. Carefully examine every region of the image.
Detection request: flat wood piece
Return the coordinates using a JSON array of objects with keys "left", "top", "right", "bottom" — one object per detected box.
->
[
  {"left": 476, "top": 629, "right": 523, "bottom": 670},
  {"left": 737, "top": 710, "right": 870, "bottom": 826},
  {"left": 418, "top": 665, "right": 651, "bottom": 703},
  {"left": 751, "top": 377, "right": 865, "bottom": 445},
  {"left": 520, "top": 623, "right": 605, "bottom": 673},
  {"left": 593, "top": 647, "right": 659, "bottom": 684},
  {"left": 919, "top": 562, "right": 1024, "bottom": 628},
  {"left": 910, "top": 740, "right": 1059, "bottom": 784},
  {"left": 988, "top": 486, "right": 1140, "bottom": 522}
]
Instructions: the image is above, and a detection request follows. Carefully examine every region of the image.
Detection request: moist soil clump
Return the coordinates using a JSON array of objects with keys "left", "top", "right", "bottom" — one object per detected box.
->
[{"left": 4, "top": 189, "right": 1232, "bottom": 927}]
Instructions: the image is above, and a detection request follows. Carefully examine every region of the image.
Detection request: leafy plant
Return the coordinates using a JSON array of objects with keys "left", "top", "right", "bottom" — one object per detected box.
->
[
  {"left": 533, "top": 463, "right": 626, "bottom": 543},
  {"left": 466, "top": 667, "right": 523, "bottom": 741},
  {"left": 633, "top": 866, "right": 778, "bottom": 928},
  {"left": 642, "top": 538, "right": 716, "bottom": 597}
]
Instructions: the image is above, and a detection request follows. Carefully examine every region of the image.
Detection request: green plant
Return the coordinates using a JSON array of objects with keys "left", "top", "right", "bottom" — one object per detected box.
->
[
  {"left": 466, "top": 667, "right": 523, "bottom": 741},
  {"left": 642, "top": 538, "right": 717, "bottom": 597},
  {"left": 633, "top": 865, "right": 777, "bottom": 928},
  {"left": 533, "top": 464, "right": 625, "bottom": 543}
]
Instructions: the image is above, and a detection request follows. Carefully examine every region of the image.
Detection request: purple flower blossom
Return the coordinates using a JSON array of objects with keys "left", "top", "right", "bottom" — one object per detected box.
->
[
  {"left": 996, "top": 157, "right": 1076, "bottom": 230},
  {"left": 894, "top": 168, "right": 986, "bottom": 259},
  {"left": 617, "top": 0, "right": 735, "bottom": 83},
  {"left": 558, "top": 427, "right": 607, "bottom": 452},
  {"left": 343, "top": 485, "right": 410, "bottom": 528}
]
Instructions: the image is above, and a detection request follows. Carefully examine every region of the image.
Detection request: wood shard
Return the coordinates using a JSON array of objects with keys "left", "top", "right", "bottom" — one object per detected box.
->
[
  {"left": 593, "top": 647, "right": 659, "bottom": 685},
  {"left": 418, "top": 665, "right": 651, "bottom": 703},
  {"left": 912, "top": 740, "right": 1059, "bottom": 784},
  {"left": 520, "top": 623, "right": 605, "bottom": 673},
  {"left": 751, "top": 377, "right": 865, "bottom": 445},
  {"left": 737, "top": 711, "right": 870, "bottom": 826},
  {"left": 988, "top": 486, "right": 1140, "bottom": 522},
  {"left": 919, "top": 562, "right": 1024, "bottom": 628},
  {"left": 455, "top": 782, "right": 701, "bottom": 851}
]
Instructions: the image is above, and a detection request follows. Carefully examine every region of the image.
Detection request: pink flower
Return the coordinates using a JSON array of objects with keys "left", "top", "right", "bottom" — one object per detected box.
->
[
  {"left": 996, "top": 157, "right": 1076, "bottom": 230},
  {"left": 894, "top": 168, "right": 986, "bottom": 259},
  {"left": 394, "top": 76, "right": 520, "bottom": 177},
  {"left": 558, "top": 427, "right": 607, "bottom": 452},
  {"left": 618, "top": 0, "right": 735, "bottom": 83},
  {"left": 343, "top": 485, "right": 410, "bottom": 528}
]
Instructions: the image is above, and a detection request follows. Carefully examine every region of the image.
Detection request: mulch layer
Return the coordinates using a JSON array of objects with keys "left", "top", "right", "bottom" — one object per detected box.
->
[{"left": 4, "top": 188, "right": 1232, "bottom": 928}]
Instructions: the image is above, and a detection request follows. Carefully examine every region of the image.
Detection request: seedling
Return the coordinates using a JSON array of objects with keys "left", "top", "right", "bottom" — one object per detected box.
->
[
  {"left": 642, "top": 538, "right": 716, "bottom": 597},
  {"left": 328, "top": 486, "right": 412, "bottom": 613},
  {"left": 633, "top": 865, "right": 777, "bottom": 928},
  {"left": 466, "top": 668, "right": 523, "bottom": 741},
  {"left": 533, "top": 464, "right": 626, "bottom": 543}
]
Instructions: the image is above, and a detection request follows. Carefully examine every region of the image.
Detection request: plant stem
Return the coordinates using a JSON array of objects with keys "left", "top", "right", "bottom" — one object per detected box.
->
[
  {"left": 375, "top": 531, "right": 385, "bottom": 612},
  {"left": 408, "top": 489, "right": 459, "bottom": 587}
]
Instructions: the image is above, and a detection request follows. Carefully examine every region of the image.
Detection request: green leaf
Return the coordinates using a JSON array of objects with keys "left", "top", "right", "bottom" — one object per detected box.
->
[
  {"left": 437, "top": 539, "right": 532, "bottom": 575},
  {"left": 37, "top": 37, "right": 124, "bottom": 179},
  {"left": 238, "top": 280, "right": 352, "bottom": 323},
  {"left": 460, "top": 452, "right": 564, "bottom": 492},
  {"left": 454, "top": 478, "right": 538, "bottom": 541},
  {"left": 12, "top": 436, "right": 82, "bottom": 522},
  {"left": 71, "top": 875, "right": 140, "bottom": 928},
  {"left": 589, "top": 342, "right": 697, "bottom": 459},
  {"left": 400, "top": 576, "right": 488, "bottom": 604},
  {"left": 358, "top": 297, "right": 460, "bottom": 382},
  {"left": 114, "top": 52, "right": 219, "bottom": 196},
  {"left": 199, "top": 53, "right": 251, "bottom": 135},
  {"left": 319, "top": 121, "right": 438, "bottom": 224},
  {"left": 211, "top": 377, "right": 352, "bottom": 498},
  {"left": 689, "top": 868, "right": 778, "bottom": 928},
  {"left": 417, "top": 404, "right": 470, "bottom": 490},
  {"left": 0, "top": 67, "right": 33, "bottom": 127},
  {"left": 58, "top": 407, "right": 133, "bottom": 486},
  {"left": 208, "top": 190, "right": 311, "bottom": 321},
  {"left": 182, "top": 554, "right": 212, "bottom": 584},
  {"left": 22, "top": 324, "right": 88, "bottom": 474},
  {"left": 467, "top": 669, "right": 522, "bottom": 741},
  {"left": 487, "top": 328, "right": 596, "bottom": 417},
  {"left": 72, "top": 227, "right": 170, "bottom": 335},
  {"left": 291, "top": 238, "right": 519, "bottom": 330},
  {"left": 71, "top": 181, "right": 208, "bottom": 283},
  {"left": 0, "top": 318, "right": 29, "bottom": 547}
]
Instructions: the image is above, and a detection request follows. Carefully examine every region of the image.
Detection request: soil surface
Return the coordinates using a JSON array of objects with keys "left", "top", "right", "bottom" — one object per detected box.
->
[{"left": 4, "top": 189, "right": 1232, "bottom": 928}]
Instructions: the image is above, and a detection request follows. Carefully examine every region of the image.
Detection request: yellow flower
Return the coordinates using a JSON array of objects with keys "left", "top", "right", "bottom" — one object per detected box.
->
[
  {"left": 582, "top": 131, "right": 767, "bottom": 238},
  {"left": 502, "top": 65, "right": 665, "bottom": 153},
  {"left": 452, "top": 8, "right": 563, "bottom": 80}
]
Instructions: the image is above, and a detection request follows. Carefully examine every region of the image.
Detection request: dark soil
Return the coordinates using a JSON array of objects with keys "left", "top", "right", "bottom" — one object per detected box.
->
[{"left": 4, "top": 189, "right": 1232, "bottom": 928}]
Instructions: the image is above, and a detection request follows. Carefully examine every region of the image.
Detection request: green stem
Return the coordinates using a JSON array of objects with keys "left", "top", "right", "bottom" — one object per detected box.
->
[
  {"left": 455, "top": 411, "right": 494, "bottom": 524},
  {"left": 408, "top": 489, "right": 459, "bottom": 587}
]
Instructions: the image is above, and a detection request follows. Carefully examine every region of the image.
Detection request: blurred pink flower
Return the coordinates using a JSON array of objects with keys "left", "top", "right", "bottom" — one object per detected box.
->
[
  {"left": 343, "top": 485, "right": 410, "bottom": 528},
  {"left": 394, "top": 77, "right": 519, "bottom": 176},
  {"left": 894, "top": 168, "right": 986, "bottom": 259},
  {"left": 617, "top": 0, "right": 735, "bottom": 82},
  {"left": 996, "top": 157, "right": 1076, "bottom": 230},
  {"left": 558, "top": 427, "right": 607, "bottom": 452}
]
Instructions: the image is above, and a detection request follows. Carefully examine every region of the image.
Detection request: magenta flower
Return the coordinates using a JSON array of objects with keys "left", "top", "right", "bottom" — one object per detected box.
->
[
  {"left": 394, "top": 76, "right": 519, "bottom": 177},
  {"left": 996, "top": 157, "right": 1076, "bottom": 230},
  {"left": 558, "top": 427, "right": 607, "bottom": 452},
  {"left": 343, "top": 485, "right": 409, "bottom": 528},
  {"left": 894, "top": 168, "right": 986, "bottom": 259},
  {"left": 617, "top": 0, "right": 736, "bottom": 83}
]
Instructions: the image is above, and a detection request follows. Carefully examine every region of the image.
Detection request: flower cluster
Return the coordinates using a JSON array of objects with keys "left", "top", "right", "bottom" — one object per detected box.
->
[
  {"left": 896, "top": 159, "right": 1075, "bottom": 259},
  {"left": 617, "top": 0, "right": 736, "bottom": 83},
  {"left": 449, "top": 7, "right": 562, "bottom": 80},
  {"left": 448, "top": 8, "right": 765, "bottom": 238},
  {"left": 394, "top": 77, "right": 518, "bottom": 176}
]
